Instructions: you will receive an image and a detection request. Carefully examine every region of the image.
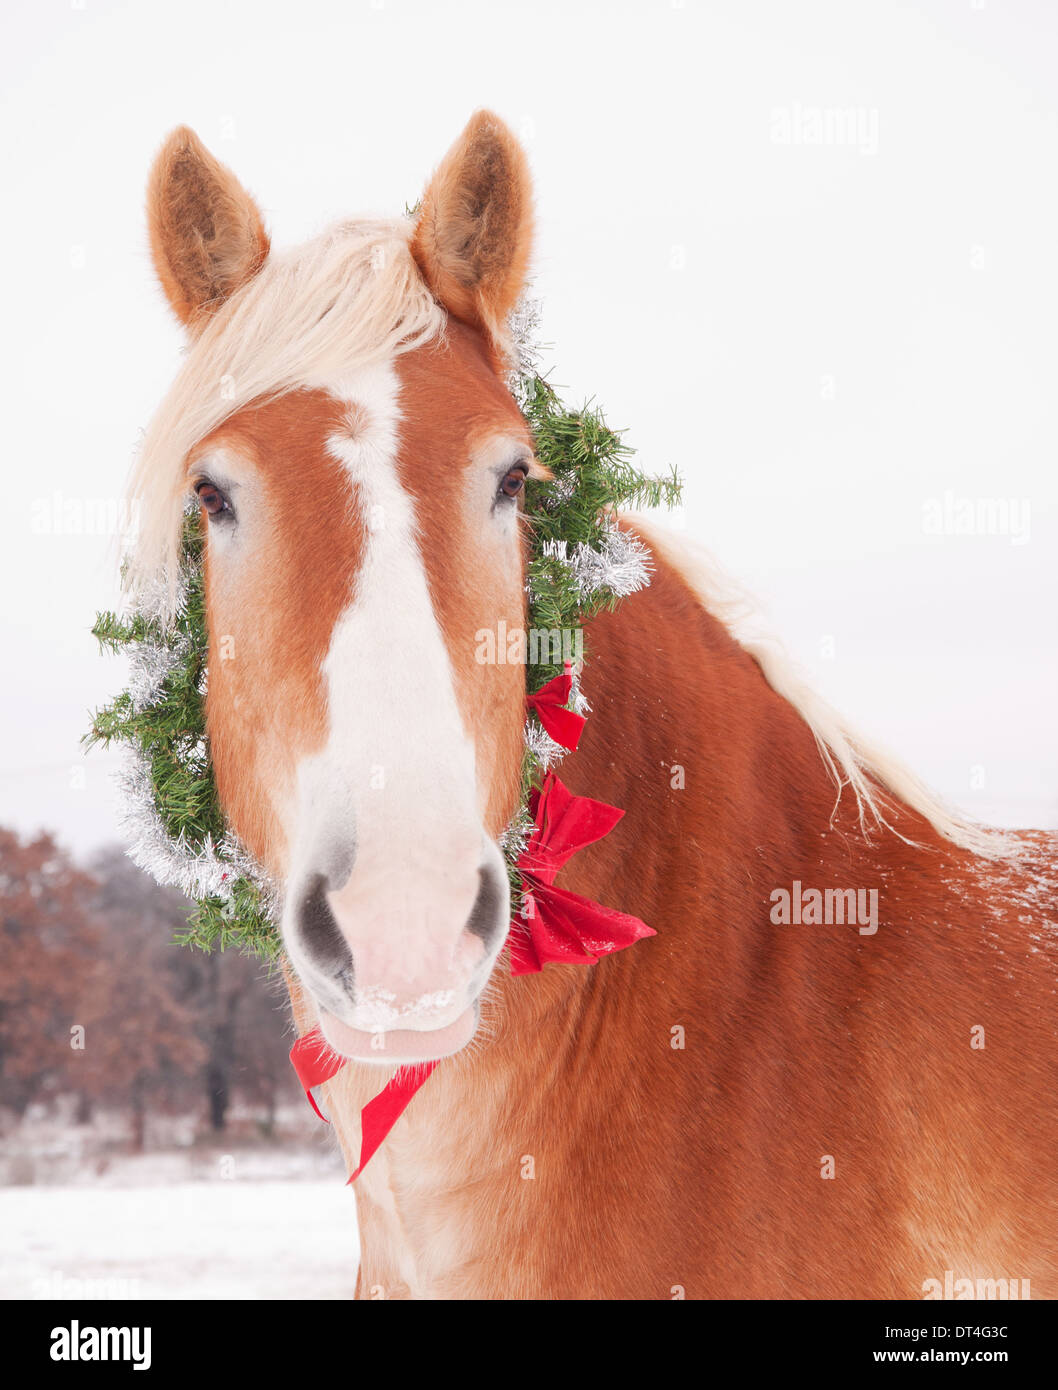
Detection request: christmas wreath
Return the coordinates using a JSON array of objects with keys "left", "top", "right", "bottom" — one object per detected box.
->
[{"left": 87, "top": 303, "right": 682, "bottom": 964}]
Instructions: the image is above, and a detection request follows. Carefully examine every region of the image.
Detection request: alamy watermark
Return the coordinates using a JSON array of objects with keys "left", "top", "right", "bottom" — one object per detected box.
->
[
  {"left": 771, "top": 102, "right": 879, "bottom": 157},
  {"left": 50, "top": 1319, "right": 151, "bottom": 1370},
  {"left": 31, "top": 491, "right": 140, "bottom": 538},
  {"left": 922, "top": 491, "right": 1030, "bottom": 546},
  {"left": 922, "top": 1270, "right": 1030, "bottom": 1300},
  {"left": 770, "top": 880, "right": 879, "bottom": 935},
  {"left": 474, "top": 622, "right": 583, "bottom": 666}
]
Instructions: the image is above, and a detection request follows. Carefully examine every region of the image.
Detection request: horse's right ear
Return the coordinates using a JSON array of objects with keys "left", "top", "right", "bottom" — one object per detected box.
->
[
  {"left": 146, "top": 126, "right": 270, "bottom": 333},
  {"left": 411, "top": 110, "right": 533, "bottom": 347}
]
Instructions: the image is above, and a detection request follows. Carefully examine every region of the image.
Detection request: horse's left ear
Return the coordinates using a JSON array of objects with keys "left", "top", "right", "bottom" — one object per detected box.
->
[
  {"left": 410, "top": 110, "right": 533, "bottom": 347},
  {"left": 146, "top": 126, "right": 270, "bottom": 334}
]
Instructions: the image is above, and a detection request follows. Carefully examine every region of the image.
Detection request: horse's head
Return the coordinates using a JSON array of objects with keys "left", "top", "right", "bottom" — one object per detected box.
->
[{"left": 134, "top": 114, "right": 538, "bottom": 1064}]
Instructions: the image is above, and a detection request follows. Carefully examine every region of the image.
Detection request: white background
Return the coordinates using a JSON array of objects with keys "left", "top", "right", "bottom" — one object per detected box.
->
[{"left": 2, "top": 0, "right": 1056, "bottom": 856}]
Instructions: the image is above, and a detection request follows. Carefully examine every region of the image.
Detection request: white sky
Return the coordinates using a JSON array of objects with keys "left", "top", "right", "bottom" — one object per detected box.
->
[{"left": 1, "top": 0, "right": 1055, "bottom": 858}]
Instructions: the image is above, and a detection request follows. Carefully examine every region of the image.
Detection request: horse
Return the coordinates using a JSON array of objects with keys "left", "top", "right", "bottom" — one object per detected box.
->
[{"left": 128, "top": 110, "right": 1057, "bottom": 1299}]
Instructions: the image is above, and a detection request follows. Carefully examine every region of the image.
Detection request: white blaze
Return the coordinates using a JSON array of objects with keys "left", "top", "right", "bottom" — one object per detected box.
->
[{"left": 286, "top": 362, "right": 487, "bottom": 1029}]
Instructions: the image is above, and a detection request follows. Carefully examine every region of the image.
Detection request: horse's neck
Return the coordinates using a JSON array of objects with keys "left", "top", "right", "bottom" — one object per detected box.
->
[
  {"left": 312, "top": 543, "right": 1055, "bottom": 1298},
  {"left": 328, "top": 545, "right": 859, "bottom": 1291},
  {"left": 325, "top": 542, "right": 980, "bottom": 1296}
]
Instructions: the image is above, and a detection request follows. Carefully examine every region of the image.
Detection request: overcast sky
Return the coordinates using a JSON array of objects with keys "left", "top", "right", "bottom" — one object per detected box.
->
[{"left": 1, "top": 0, "right": 1055, "bottom": 859}]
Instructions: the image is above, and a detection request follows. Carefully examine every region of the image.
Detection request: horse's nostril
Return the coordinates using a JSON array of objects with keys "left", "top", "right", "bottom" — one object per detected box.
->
[
  {"left": 298, "top": 873, "right": 355, "bottom": 985},
  {"left": 290, "top": 850, "right": 508, "bottom": 1015},
  {"left": 464, "top": 856, "right": 509, "bottom": 953}
]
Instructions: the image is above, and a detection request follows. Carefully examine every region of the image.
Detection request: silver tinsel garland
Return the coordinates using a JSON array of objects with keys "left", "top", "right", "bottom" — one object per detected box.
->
[
  {"left": 505, "top": 295, "right": 544, "bottom": 406},
  {"left": 116, "top": 748, "right": 272, "bottom": 911},
  {"left": 535, "top": 527, "right": 654, "bottom": 602},
  {"left": 114, "top": 527, "right": 274, "bottom": 911},
  {"left": 117, "top": 755, "right": 260, "bottom": 902},
  {"left": 128, "top": 638, "right": 190, "bottom": 713},
  {"left": 498, "top": 798, "right": 536, "bottom": 864},
  {"left": 524, "top": 717, "right": 567, "bottom": 772}
]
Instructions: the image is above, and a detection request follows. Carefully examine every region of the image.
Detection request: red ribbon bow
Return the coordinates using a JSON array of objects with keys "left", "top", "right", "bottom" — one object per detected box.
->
[
  {"left": 508, "top": 773, "right": 655, "bottom": 974},
  {"left": 289, "top": 737, "right": 654, "bottom": 1180},
  {"left": 525, "top": 667, "right": 586, "bottom": 751}
]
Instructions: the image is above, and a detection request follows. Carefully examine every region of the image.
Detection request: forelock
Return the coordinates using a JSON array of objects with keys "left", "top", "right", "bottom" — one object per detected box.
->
[{"left": 125, "top": 218, "right": 446, "bottom": 618}]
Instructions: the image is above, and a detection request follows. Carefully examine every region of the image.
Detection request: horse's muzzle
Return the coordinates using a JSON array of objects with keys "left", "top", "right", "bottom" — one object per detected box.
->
[{"left": 284, "top": 843, "right": 508, "bottom": 1063}]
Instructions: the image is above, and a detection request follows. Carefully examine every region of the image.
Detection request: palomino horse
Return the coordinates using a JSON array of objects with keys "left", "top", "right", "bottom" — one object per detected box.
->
[{"left": 130, "top": 112, "right": 1056, "bottom": 1299}]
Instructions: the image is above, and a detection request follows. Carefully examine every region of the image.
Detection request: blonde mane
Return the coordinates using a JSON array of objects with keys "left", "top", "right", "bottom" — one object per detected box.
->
[
  {"left": 628, "top": 515, "right": 1017, "bottom": 861},
  {"left": 126, "top": 217, "right": 445, "bottom": 613}
]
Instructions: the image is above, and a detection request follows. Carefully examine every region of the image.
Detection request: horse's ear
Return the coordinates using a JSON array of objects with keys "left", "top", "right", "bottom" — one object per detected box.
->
[
  {"left": 146, "top": 126, "right": 270, "bottom": 333},
  {"left": 411, "top": 110, "right": 533, "bottom": 345}
]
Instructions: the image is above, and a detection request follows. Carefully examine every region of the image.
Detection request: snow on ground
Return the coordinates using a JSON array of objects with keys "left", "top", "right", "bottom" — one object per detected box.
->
[
  {"left": 0, "top": 1107, "right": 360, "bottom": 1299},
  {"left": 1, "top": 1179, "right": 359, "bottom": 1300}
]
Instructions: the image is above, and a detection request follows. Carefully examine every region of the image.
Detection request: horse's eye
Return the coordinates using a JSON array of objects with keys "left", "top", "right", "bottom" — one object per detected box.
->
[
  {"left": 498, "top": 466, "right": 528, "bottom": 500},
  {"left": 195, "top": 481, "right": 231, "bottom": 518}
]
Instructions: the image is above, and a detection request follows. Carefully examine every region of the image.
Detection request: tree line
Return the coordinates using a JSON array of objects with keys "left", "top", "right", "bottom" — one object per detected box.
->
[{"left": 0, "top": 826, "right": 300, "bottom": 1149}]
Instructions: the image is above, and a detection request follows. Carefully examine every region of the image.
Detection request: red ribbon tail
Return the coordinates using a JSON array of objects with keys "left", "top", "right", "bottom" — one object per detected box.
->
[
  {"left": 347, "top": 1061, "right": 440, "bottom": 1183},
  {"left": 289, "top": 1026, "right": 346, "bottom": 1123},
  {"left": 290, "top": 1027, "right": 440, "bottom": 1180},
  {"left": 303, "top": 1090, "right": 329, "bottom": 1124}
]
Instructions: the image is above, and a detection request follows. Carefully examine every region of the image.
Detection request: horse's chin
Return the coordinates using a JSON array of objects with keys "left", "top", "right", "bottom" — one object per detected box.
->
[{"left": 318, "top": 1003, "right": 477, "bottom": 1066}]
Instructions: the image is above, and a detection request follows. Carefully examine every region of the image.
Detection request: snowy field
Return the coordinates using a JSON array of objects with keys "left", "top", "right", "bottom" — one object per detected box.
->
[
  {"left": 0, "top": 1109, "right": 360, "bottom": 1300},
  {"left": 1, "top": 1178, "right": 359, "bottom": 1300}
]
